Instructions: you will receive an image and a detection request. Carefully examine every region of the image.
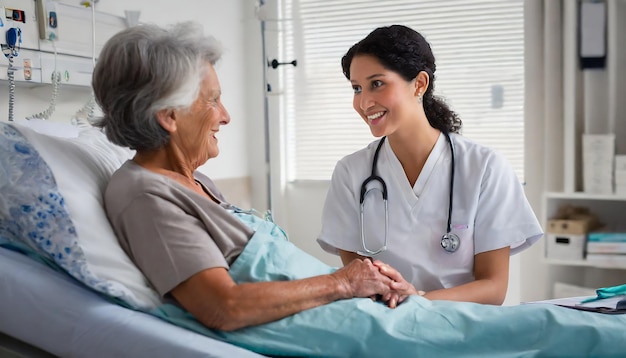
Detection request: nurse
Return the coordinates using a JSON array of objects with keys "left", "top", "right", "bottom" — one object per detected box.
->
[{"left": 317, "top": 25, "right": 543, "bottom": 307}]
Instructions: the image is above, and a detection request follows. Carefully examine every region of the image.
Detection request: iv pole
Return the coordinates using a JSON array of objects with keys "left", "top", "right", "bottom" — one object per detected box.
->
[
  {"left": 257, "top": 1, "right": 296, "bottom": 214},
  {"left": 259, "top": 0, "right": 273, "bottom": 212}
]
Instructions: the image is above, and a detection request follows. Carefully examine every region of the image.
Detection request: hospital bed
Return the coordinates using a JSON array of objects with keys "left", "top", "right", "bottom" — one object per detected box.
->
[
  {"left": 2, "top": 119, "right": 626, "bottom": 358},
  {"left": 0, "top": 120, "right": 264, "bottom": 358},
  {"left": 0, "top": 245, "right": 262, "bottom": 358}
]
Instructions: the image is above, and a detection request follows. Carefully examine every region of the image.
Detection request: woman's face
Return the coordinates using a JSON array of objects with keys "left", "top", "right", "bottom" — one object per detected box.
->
[
  {"left": 173, "top": 64, "right": 230, "bottom": 167},
  {"left": 349, "top": 55, "right": 420, "bottom": 138}
]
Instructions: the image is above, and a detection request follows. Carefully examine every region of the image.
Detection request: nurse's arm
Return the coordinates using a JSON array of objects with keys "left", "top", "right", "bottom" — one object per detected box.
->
[
  {"left": 422, "top": 246, "right": 510, "bottom": 305},
  {"left": 170, "top": 257, "right": 393, "bottom": 331},
  {"left": 338, "top": 249, "right": 367, "bottom": 266}
]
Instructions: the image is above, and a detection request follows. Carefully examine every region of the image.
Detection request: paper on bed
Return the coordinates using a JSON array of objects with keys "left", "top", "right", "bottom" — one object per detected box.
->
[{"left": 151, "top": 214, "right": 626, "bottom": 358}]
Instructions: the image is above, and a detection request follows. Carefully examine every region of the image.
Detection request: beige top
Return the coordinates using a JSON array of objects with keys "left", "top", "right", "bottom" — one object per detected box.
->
[{"left": 104, "top": 160, "right": 253, "bottom": 297}]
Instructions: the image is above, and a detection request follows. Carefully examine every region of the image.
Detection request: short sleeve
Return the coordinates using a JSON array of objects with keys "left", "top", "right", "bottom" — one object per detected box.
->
[
  {"left": 117, "top": 193, "right": 228, "bottom": 296},
  {"left": 474, "top": 153, "right": 543, "bottom": 255},
  {"left": 317, "top": 160, "right": 363, "bottom": 255}
]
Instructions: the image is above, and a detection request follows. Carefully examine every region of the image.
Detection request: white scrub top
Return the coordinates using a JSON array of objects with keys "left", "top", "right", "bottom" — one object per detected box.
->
[{"left": 317, "top": 133, "right": 543, "bottom": 292}]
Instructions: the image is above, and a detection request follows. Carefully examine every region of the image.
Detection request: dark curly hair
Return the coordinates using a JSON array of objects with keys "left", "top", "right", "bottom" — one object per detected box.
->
[{"left": 341, "top": 25, "right": 462, "bottom": 133}]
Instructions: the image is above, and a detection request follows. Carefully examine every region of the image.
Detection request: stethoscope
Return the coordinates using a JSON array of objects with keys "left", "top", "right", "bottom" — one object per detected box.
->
[{"left": 357, "top": 131, "right": 459, "bottom": 256}]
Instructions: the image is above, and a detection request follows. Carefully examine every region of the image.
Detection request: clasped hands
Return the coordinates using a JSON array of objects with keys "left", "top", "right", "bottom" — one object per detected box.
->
[{"left": 333, "top": 258, "right": 425, "bottom": 308}]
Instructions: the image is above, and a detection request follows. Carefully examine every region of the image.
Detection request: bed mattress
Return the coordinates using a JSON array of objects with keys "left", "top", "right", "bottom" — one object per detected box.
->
[{"left": 0, "top": 247, "right": 263, "bottom": 358}]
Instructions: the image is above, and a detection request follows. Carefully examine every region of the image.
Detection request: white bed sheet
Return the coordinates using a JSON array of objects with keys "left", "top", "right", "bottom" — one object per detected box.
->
[{"left": 0, "top": 247, "right": 264, "bottom": 358}]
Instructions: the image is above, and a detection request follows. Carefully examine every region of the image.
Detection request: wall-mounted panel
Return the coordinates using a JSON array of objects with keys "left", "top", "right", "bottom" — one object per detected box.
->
[
  {"left": 38, "top": 2, "right": 126, "bottom": 60},
  {"left": 0, "top": 1, "right": 126, "bottom": 88}
]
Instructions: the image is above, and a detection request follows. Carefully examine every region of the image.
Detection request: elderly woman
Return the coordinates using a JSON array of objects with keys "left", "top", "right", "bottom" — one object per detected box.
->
[{"left": 92, "top": 22, "right": 395, "bottom": 332}]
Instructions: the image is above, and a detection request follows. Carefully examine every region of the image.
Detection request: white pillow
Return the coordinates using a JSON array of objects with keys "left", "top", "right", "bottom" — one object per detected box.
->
[
  {"left": 0, "top": 121, "right": 161, "bottom": 309},
  {"left": 11, "top": 118, "right": 80, "bottom": 138}
]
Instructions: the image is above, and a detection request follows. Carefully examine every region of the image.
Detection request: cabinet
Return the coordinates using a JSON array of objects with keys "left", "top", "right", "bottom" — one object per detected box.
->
[{"left": 544, "top": 192, "right": 626, "bottom": 270}]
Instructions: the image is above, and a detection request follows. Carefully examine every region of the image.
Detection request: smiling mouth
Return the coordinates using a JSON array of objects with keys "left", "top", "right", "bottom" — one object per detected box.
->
[{"left": 367, "top": 111, "right": 385, "bottom": 123}]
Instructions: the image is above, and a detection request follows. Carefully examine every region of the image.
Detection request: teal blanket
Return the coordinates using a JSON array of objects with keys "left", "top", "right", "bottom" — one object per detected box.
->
[{"left": 152, "top": 216, "right": 626, "bottom": 358}]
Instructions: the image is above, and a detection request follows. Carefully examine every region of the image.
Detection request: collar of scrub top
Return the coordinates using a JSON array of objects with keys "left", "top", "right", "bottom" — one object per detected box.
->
[{"left": 357, "top": 131, "right": 457, "bottom": 256}]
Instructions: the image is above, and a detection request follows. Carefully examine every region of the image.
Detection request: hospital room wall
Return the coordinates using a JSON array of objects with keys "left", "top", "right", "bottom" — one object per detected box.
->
[
  {"left": 97, "top": 0, "right": 260, "bottom": 183},
  {"left": 0, "top": 0, "right": 259, "bottom": 182}
]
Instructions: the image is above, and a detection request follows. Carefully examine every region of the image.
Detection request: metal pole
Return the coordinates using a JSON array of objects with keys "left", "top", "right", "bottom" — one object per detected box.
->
[{"left": 260, "top": 0, "right": 273, "bottom": 212}]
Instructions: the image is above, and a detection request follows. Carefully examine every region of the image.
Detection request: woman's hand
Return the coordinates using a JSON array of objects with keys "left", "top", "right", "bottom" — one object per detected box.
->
[
  {"left": 331, "top": 258, "right": 393, "bottom": 299},
  {"left": 372, "top": 260, "right": 425, "bottom": 308}
]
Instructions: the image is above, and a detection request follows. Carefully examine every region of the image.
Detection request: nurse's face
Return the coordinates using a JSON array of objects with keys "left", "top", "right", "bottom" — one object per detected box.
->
[
  {"left": 173, "top": 64, "right": 231, "bottom": 167},
  {"left": 349, "top": 55, "right": 420, "bottom": 138}
]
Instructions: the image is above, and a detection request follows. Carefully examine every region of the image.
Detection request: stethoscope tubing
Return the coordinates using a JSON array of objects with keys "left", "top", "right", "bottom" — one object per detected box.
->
[
  {"left": 358, "top": 131, "right": 458, "bottom": 256},
  {"left": 358, "top": 136, "right": 389, "bottom": 256}
]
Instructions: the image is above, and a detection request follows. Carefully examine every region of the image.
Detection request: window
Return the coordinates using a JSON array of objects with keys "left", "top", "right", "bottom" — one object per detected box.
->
[{"left": 280, "top": 0, "right": 525, "bottom": 181}]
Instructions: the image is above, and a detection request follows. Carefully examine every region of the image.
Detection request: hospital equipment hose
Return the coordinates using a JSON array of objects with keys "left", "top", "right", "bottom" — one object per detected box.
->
[
  {"left": 27, "top": 42, "right": 60, "bottom": 120},
  {"left": 26, "top": 71, "right": 60, "bottom": 120},
  {"left": 7, "top": 54, "right": 15, "bottom": 122}
]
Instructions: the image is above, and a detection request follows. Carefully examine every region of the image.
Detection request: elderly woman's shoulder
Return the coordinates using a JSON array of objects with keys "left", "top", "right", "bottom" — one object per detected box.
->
[{"left": 105, "top": 161, "right": 171, "bottom": 207}]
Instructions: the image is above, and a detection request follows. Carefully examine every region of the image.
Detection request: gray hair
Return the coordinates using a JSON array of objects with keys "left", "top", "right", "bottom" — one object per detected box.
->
[{"left": 92, "top": 21, "right": 222, "bottom": 150}]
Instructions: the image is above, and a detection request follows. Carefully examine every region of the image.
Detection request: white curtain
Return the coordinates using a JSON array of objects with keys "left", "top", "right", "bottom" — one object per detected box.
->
[{"left": 522, "top": 0, "right": 626, "bottom": 301}]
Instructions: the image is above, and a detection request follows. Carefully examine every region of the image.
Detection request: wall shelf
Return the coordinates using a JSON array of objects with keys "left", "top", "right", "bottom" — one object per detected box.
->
[
  {"left": 546, "top": 192, "right": 626, "bottom": 201},
  {"left": 544, "top": 194, "right": 626, "bottom": 226},
  {"left": 545, "top": 258, "right": 626, "bottom": 270},
  {"left": 544, "top": 193, "right": 626, "bottom": 271}
]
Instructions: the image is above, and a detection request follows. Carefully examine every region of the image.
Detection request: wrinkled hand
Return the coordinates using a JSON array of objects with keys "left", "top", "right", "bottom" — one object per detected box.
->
[
  {"left": 373, "top": 260, "right": 425, "bottom": 308},
  {"left": 332, "top": 258, "right": 393, "bottom": 299}
]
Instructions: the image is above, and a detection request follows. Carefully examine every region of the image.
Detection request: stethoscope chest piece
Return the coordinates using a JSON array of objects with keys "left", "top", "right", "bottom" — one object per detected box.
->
[{"left": 441, "top": 232, "right": 460, "bottom": 253}]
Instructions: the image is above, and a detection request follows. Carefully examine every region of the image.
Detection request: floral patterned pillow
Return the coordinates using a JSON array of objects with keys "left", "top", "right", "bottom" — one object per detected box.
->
[{"left": 0, "top": 122, "right": 160, "bottom": 309}]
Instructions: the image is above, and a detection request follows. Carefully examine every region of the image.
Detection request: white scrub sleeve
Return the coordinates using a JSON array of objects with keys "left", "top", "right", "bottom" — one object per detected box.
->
[
  {"left": 473, "top": 152, "right": 543, "bottom": 255},
  {"left": 317, "top": 160, "right": 363, "bottom": 256}
]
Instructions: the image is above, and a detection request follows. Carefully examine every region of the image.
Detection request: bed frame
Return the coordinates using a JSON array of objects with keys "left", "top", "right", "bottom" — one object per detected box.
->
[{"left": 0, "top": 332, "right": 58, "bottom": 358}]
